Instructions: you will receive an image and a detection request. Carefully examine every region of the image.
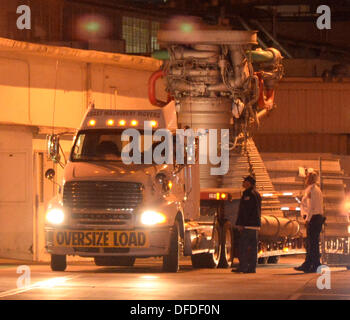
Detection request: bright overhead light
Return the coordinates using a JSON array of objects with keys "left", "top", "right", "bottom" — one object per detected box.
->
[{"left": 180, "top": 23, "right": 193, "bottom": 33}]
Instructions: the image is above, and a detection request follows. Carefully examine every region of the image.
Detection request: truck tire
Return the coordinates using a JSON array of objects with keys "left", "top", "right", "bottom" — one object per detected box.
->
[
  {"left": 94, "top": 256, "right": 136, "bottom": 266},
  {"left": 51, "top": 254, "right": 67, "bottom": 271},
  {"left": 267, "top": 256, "right": 280, "bottom": 264},
  {"left": 163, "top": 221, "right": 180, "bottom": 272},
  {"left": 191, "top": 223, "right": 221, "bottom": 269},
  {"left": 218, "top": 221, "right": 233, "bottom": 268},
  {"left": 258, "top": 257, "right": 268, "bottom": 264}
]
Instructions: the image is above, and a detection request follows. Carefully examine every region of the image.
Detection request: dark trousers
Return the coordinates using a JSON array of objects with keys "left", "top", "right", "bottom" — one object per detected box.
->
[
  {"left": 302, "top": 214, "right": 325, "bottom": 270},
  {"left": 238, "top": 229, "right": 258, "bottom": 272}
]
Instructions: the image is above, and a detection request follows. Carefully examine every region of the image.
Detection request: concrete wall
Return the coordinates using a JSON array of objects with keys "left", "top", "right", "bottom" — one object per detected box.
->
[
  {"left": 0, "top": 125, "right": 34, "bottom": 260},
  {"left": 0, "top": 51, "right": 163, "bottom": 129},
  {"left": 0, "top": 42, "right": 165, "bottom": 260}
]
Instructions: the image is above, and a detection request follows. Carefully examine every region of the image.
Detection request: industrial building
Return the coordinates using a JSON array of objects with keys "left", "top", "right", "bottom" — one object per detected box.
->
[{"left": 0, "top": 0, "right": 349, "bottom": 267}]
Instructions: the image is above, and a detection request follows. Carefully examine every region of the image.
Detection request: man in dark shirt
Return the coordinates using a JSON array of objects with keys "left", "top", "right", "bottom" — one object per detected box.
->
[{"left": 232, "top": 175, "right": 262, "bottom": 273}]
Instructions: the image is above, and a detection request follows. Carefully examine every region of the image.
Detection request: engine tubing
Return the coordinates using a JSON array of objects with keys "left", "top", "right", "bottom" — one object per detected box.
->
[
  {"left": 148, "top": 69, "right": 171, "bottom": 107},
  {"left": 257, "top": 73, "right": 275, "bottom": 110}
]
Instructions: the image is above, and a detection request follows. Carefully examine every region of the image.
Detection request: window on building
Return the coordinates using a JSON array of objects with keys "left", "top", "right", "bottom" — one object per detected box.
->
[{"left": 122, "top": 16, "right": 160, "bottom": 54}]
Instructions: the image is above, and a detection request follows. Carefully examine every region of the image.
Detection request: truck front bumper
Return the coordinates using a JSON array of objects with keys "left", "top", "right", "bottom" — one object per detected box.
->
[{"left": 45, "top": 227, "right": 171, "bottom": 257}]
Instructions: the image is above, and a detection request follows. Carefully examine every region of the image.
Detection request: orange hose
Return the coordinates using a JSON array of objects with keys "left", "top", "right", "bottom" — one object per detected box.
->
[
  {"left": 257, "top": 73, "right": 275, "bottom": 110},
  {"left": 148, "top": 69, "right": 171, "bottom": 107}
]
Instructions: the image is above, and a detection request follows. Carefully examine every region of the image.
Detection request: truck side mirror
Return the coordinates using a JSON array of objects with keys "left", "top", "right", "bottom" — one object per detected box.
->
[
  {"left": 47, "top": 134, "right": 61, "bottom": 163},
  {"left": 44, "top": 168, "right": 62, "bottom": 193},
  {"left": 45, "top": 168, "right": 55, "bottom": 180}
]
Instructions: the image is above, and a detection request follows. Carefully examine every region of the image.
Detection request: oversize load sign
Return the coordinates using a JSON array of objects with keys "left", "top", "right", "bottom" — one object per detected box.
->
[{"left": 53, "top": 230, "right": 149, "bottom": 248}]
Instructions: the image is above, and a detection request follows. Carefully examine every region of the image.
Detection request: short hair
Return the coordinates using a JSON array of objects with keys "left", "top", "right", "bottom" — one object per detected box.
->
[
  {"left": 307, "top": 171, "right": 318, "bottom": 183},
  {"left": 243, "top": 175, "right": 256, "bottom": 186}
]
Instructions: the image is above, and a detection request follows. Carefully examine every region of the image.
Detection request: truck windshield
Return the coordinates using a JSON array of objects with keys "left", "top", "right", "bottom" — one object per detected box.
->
[{"left": 71, "top": 129, "right": 166, "bottom": 162}]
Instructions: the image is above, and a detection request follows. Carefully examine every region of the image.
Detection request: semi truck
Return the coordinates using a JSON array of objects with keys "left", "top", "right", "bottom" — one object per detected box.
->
[{"left": 45, "top": 28, "right": 304, "bottom": 272}]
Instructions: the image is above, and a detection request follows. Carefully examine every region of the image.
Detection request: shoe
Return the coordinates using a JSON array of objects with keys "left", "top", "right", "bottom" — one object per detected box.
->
[
  {"left": 231, "top": 268, "right": 244, "bottom": 273},
  {"left": 294, "top": 265, "right": 308, "bottom": 272},
  {"left": 244, "top": 270, "right": 256, "bottom": 273},
  {"left": 304, "top": 265, "right": 320, "bottom": 273}
]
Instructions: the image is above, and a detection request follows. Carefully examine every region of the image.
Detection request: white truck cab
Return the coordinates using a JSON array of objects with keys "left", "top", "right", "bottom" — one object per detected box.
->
[{"left": 45, "top": 103, "right": 195, "bottom": 272}]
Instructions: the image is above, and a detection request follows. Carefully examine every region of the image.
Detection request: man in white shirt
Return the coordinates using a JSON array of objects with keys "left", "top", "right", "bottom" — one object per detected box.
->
[{"left": 295, "top": 172, "right": 326, "bottom": 273}]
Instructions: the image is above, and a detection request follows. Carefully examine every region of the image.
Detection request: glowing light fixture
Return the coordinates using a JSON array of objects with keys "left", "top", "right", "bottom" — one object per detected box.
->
[
  {"left": 344, "top": 198, "right": 350, "bottom": 212},
  {"left": 88, "top": 119, "right": 96, "bottom": 126},
  {"left": 107, "top": 119, "right": 114, "bottom": 126},
  {"left": 85, "top": 21, "right": 101, "bottom": 33},
  {"left": 263, "top": 193, "right": 273, "bottom": 197},
  {"left": 180, "top": 23, "right": 193, "bottom": 33},
  {"left": 141, "top": 211, "right": 166, "bottom": 226},
  {"left": 46, "top": 208, "right": 64, "bottom": 225}
]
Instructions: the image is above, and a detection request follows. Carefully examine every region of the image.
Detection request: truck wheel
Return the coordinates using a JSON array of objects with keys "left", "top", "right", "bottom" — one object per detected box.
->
[
  {"left": 163, "top": 221, "right": 180, "bottom": 272},
  {"left": 191, "top": 223, "right": 221, "bottom": 269},
  {"left": 258, "top": 257, "right": 268, "bottom": 264},
  {"left": 51, "top": 254, "right": 67, "bottom": 271},
  {"left": 218, "top": 221, "right": 233, "bottom": 268},
  {"left": 267, "top": 256, "right": 280, "bottom": 264},
  {"left": 94, "top": 256, "right": 136, "bottom": 266}
]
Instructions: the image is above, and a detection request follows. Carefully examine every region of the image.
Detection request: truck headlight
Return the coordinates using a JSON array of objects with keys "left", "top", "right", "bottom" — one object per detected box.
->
[
  {"left": 141, "top": 210, "right": 166, "bottom": 225},
  {"left": 46, "top": 208, "right": 65, "bottom": 225}
]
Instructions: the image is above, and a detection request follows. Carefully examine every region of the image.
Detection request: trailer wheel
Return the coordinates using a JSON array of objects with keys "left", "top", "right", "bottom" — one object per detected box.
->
[
  {"left": 258, "top": 257, "right": 268, "bottom": 264},
  {"left": 218, "top": 221, "right": 233, "bottom": 268},
  {"left": 94, "top": 256, "right": 135, "bottom": 266},
  {"left": 51, "top": 254, "right": 67, "bottom": 271},
  {"left": 267, "top": 256, "right": 280, "bottom": 264},
  {"left": 191, "top": 223, "right": 221, "bottom": 269},
  {"left": 163, "top": 221, "right": 180, "bottom": 272}
]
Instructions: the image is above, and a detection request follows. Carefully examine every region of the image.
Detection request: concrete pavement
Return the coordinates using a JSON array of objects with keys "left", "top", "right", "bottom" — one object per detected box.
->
[{"left": 0, "top": 256, "right": 349, "bottom": 300}]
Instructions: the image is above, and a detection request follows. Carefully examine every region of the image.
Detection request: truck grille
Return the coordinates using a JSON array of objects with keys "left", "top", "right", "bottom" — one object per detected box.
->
[{"left": 63, "top": 181, "right": 143, "bottom": 211}]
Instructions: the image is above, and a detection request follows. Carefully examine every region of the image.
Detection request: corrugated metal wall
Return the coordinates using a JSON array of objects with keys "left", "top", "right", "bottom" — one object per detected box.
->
[
  {"left": 258, "top": 79, "right": 350, "bottom": 134},
  {"left": 254, "top": 134, "right": 349, "bottom": 155}
]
